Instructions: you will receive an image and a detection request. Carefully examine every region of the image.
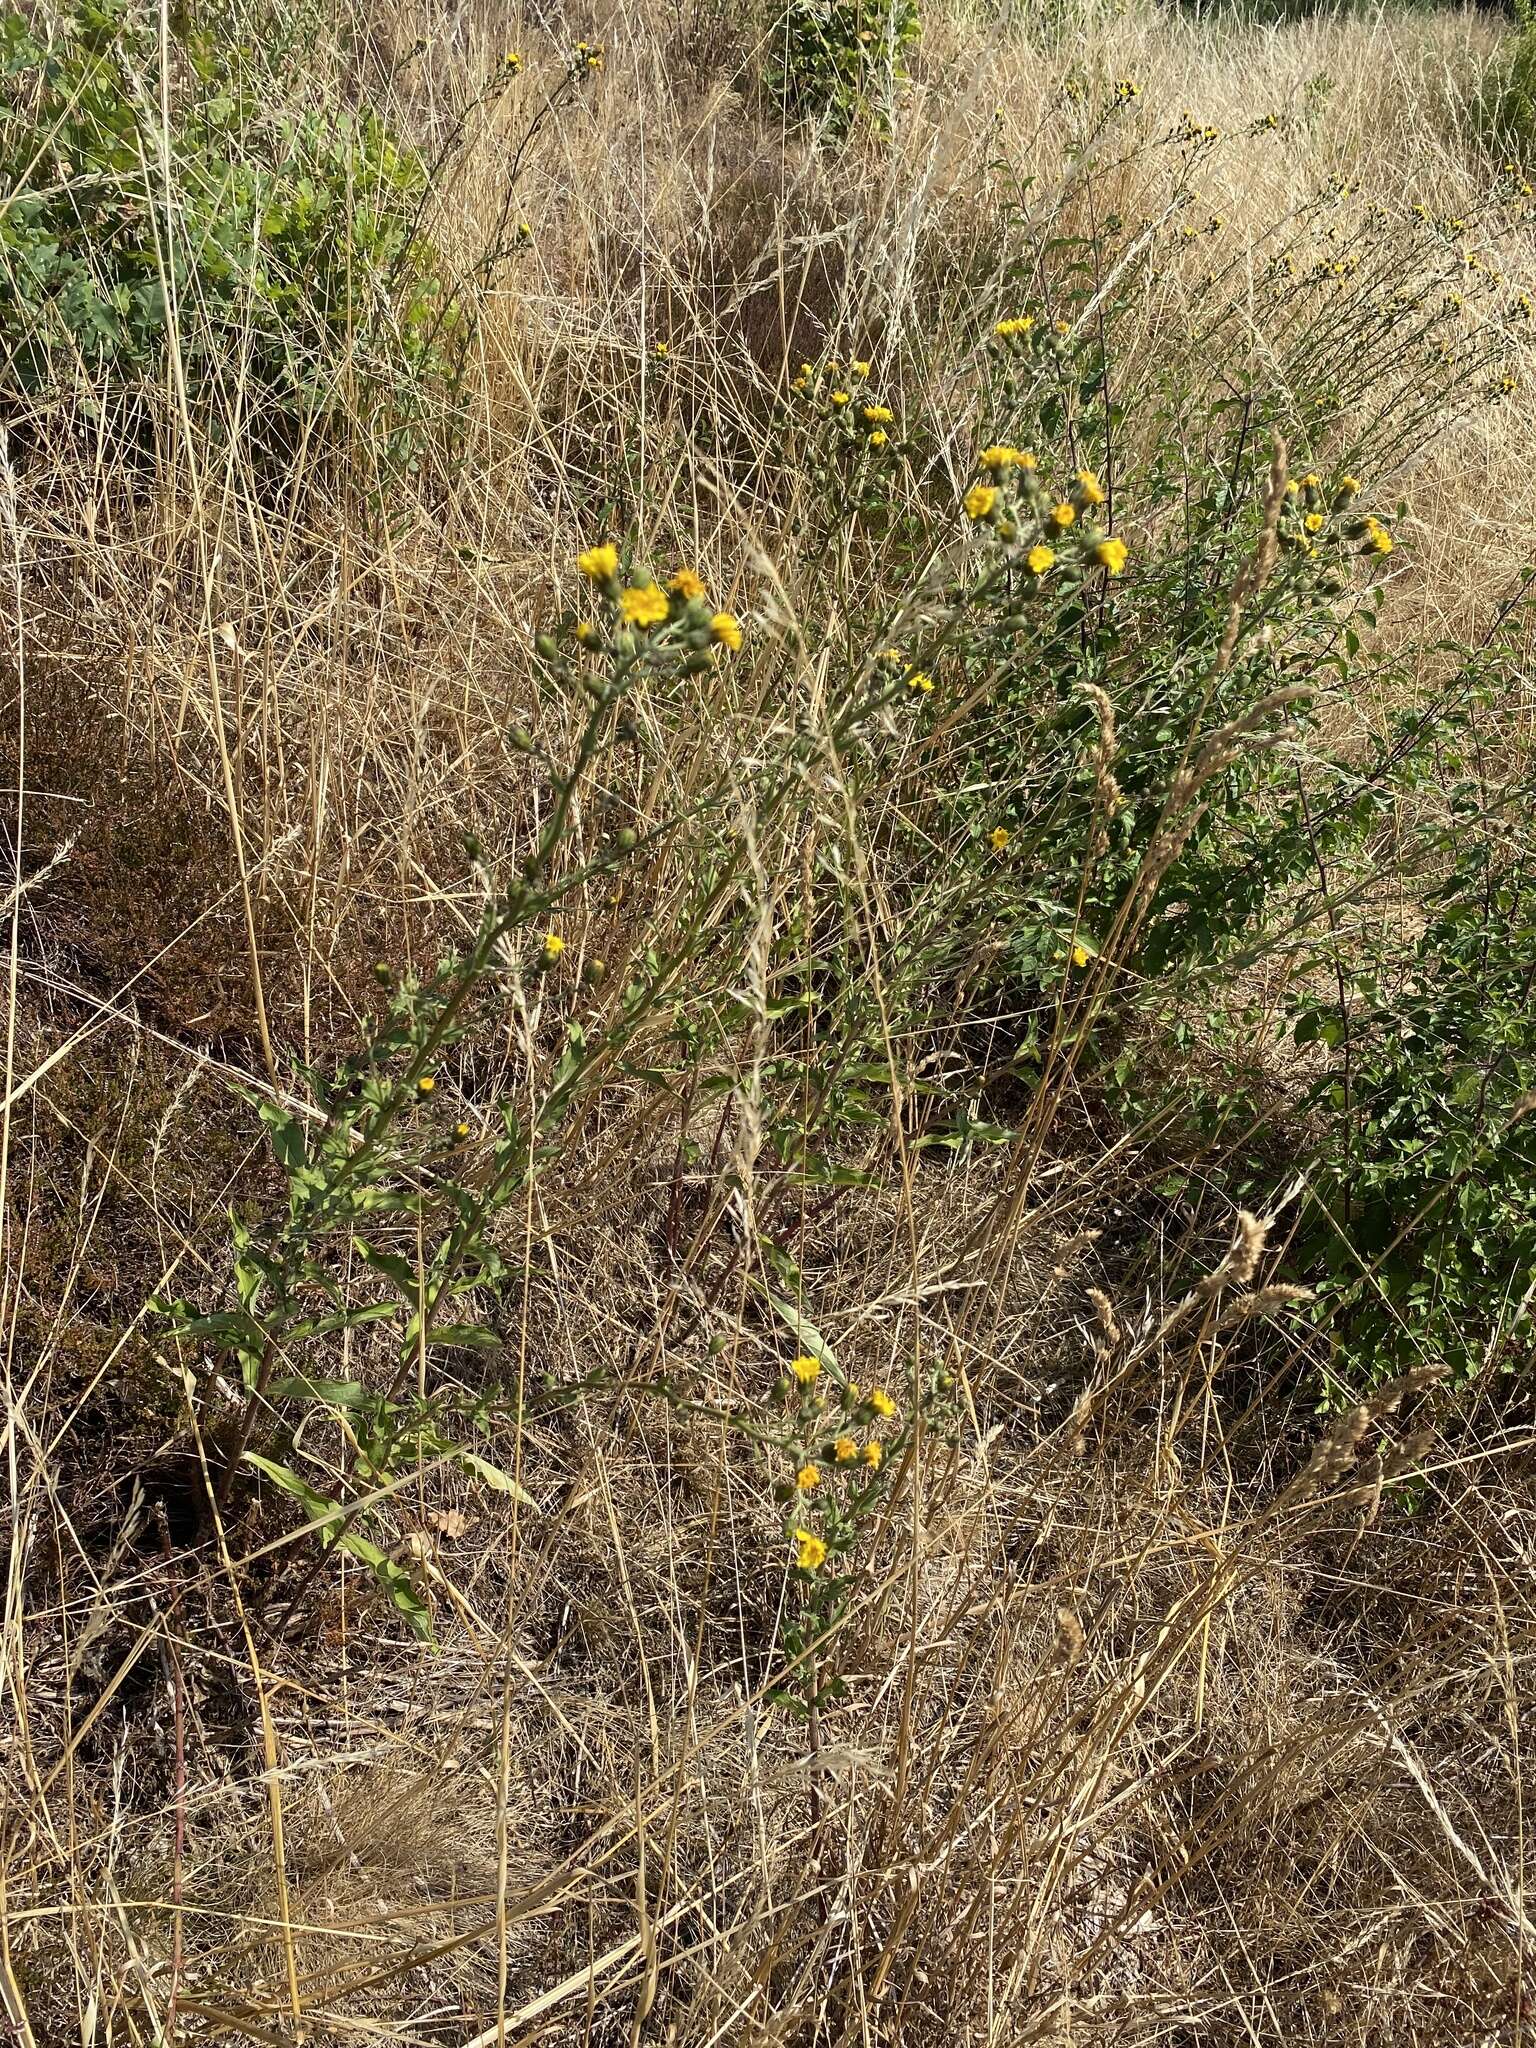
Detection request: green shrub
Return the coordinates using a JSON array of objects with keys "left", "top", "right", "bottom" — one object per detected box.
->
[
  {"left": 0, "top": 0, "right": 448, "bottom": 460},
  {"left": 765, "top": 0, "right": 920, "bottom": 134}
]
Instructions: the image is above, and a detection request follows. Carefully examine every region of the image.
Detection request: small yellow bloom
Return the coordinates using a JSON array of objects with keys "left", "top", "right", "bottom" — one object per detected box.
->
[
  {"left": 416, "top": 1074, "right": 435, "bottom": 1096},
  {"left": 869, "top": 1388, "right": 897, "bottom": 1419},
  {"left": 1304, "top": 511, "right": 1324, "bottom": 533},
  {"left": 1361, "top": 525, "right": 1394, "bottom": 557},
  {"left": 1336, "top": 475, "right": 1361, "bottom": 500},
  {"left": 905, "top": 670, "right": 934, "bottom": 693},
  {"left": 793, "top": 1529, "right": 828, "bottom": 1571},
  {"left": 994, "top": 315, "right": 1036, "bottom": 338},
  {"left": 541, "top": 932, "right": 565, "bottom": 965},
  {"left": 833, "top": 1437, "right": 858, "bottom": 1462},
  {"left": 669, "top": 567, "right": 706, "bottom": 601},
  {"left": 503, "top": 49, "right": 522, "bottom": 69},
  {"left": 862, "top": 405, "right": 893, "bottom": 425},
  {"left": 455, "top": 1121, "right": 471, "bottom": 1139},
  {"left": 869, "top": 429, "right": 889, "bottom": 448},
  {"left": 980, "top": 444, "right": 1023, "bottom": 470},
  {"left": 1048, "top": 501, "right": 1077, "bottom": 531},
  {"left": 964, "top": 482, "right": 999, "bottom": 521},
  {"left": 575, "top": 620, "right": 599, "bottom": 647},
  {"left": 990, "top": 826, "right": 1010, "bottom": 852},
  {"left": 1026, "top": 543, "right": 1055, "bottom": 575},
  {"left": 1071, "top": 942, "right": 1090, "bottom": 968},
  {"left": 710, "top": 612, "right": 743, "bottom": 652},
  {"left": 578, "top": 543, "right": 618, "bottom": 582},
  {"left": 830, "top": 389, "right": 851, "bottom": 407},
  {"left": 1074, "top": 469, "right": 1106, "bottom": 506},
  {"left": 1092, "top": 536, "right": 1129, "bottom": 575},
  {"left": 621, "top": 583, "right": 669, "bottom": 628},
  {"left": 790, "top": 1354, "right": 821, "bottom": 1384},
  {"left": 795, "top": 1463, "right": 820, "bottom": 1491},
  {"left": 863, "top": 1440, "right": 883, "bottom": 1469}
]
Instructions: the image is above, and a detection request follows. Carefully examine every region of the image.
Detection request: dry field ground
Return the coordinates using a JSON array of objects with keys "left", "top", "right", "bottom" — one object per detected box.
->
[{"left": 4, "top": 1, "right": 1536, "bottom": 2042}]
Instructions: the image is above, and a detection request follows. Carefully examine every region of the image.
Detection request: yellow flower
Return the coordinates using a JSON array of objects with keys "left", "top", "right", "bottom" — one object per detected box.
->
[
  {"left": 994, "top": 315, "right": 1036, "bottom": 338},
  {"left": 1304, "top": 511, "right": 1324, "bottom": 533},
  {"left": 578, "top": 543, "right": 618, "bottom": 582},
  {"left": 1048, "top": 501, "right": 1077, "bottom": 531},
  {"left": 1074, "top": 469, "right": 1106, "bottom": 506},
  {"left": 862, "top": 404, "right": 893, "bottom": 425},
  {"left": 851, "top": 359, "right": 871, "bottom": 377},
  {"left": 710, "top": 612, "right": 743, "bottom": 652},
  {"left": 795, "top": 1463, "right": 820, "bottom": 1491},
  {"left": 980, "top": 444, "right": 1022, "bottom": 470},
  {"left": 1361, "top": 525, "right": 1394, "bottom": 557},
  {"left": 1071, "top": 942, "right": 1091, "bottom": 968},
  {"left": 1054, "top": 317, "right": 1071, "bottom": 335},
  {"left": 830, "top": 389, "right": 851, "bottom": 407},
  {"left": 869, "top": 429, "right": 889, "bottom": 448},
  {"left": 504, "top": 49, "right": 522, "bottom": 69},
  {"left": 416, "top": 1074, "right": 435, "bottom": 1096},
  {"left": 833, "top": 1437, "right": 858, "bottom": 1463},
  {"left": 964, "top": 482, "right": 999, "bottom": 521},
  {"left": 878, "top": 648, "right": 904, "bottom": 666},
  {"left": 905, "top": 671, "right": 934, "bottom": 693},
  {"left": 990, "top": 826, "right": 1010, "bottom": 852},
  {"left": 790, "top": 1354, "right": 821, "bottom": 1384},
  {"left": 621, "top": 583, "right": 669, "bottom": 628},
  {"left": 1336, "top": 475, "right": 1361, "bottom": 500},
  {"left": 1026, "top": 543, "right": 1055, "bottom": 575},
  {"left": 863, "top": 1440, "right": 883, "bottom": 1469},
  {"left": 653, "top": 341, "right": 669, "bottom": 358},
  {"left": 575, "top": 620, "right": 599, "bottom": 647},
  {"left": 668, "top": 567, "right": 706, "bottom": 600},
  {"left": 541, "top": 932, "right": 565, "bottom": 965},
  {"left": 869, "top": 1388, "right": 897, "bottom": 1419},
  {"left": 793, "top": 1529, "right": 828, "bottom": 1571},
  {"left": 455, "top": 1121, "right": 471, "bottom": 1140},
  {"left": 1092, "top": 536, "right": 1129, "bottom": 575}
]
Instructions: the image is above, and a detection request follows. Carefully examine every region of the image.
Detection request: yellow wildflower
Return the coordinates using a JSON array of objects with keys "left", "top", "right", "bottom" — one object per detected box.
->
[
  {"left": 863, "top": 1441, "right": 883, "bottom": 1469},
  {"left": 869, "top": 1388, "right": 897, "bottom": 1419},
  {"left": 833, "top": 1437, "right": 858, "bottom": 1463},
  {"left": 905, "top": 671, "right": 934, "bottom": 693},
  {"left": 503, "top": 49, "right": 522, "bottom": 69},
  {"left": 964, "top": 482, "right": 999, "bottom": 520},
  {"left": 851, "top": 359, "right": 871, "bottom": 377},
  {"left": 790, "top": 1354, "right": 821, "bottom": 1384},
  {"left": 578, "top": 543, "right": 618, "bottom": 582},
  {"left": 830, "top": 389, "right": 851, "bottom": 407},
  {"left": 1074, "top": 469, "right": 1106, "bottom": 506},
  {"left": 668, "top": 567, "right": 706, "bottom": 601},
  {"left": 795, "top": 1463, "right": 820, "bottom": 1492},
  {"left": 980, "top": 444, "right": 1023, "bottom": 470},
  {"left": 621, "top": 583, "right": 669, "bottom": 628},
  {"left": 862, "top": 404, "right": 893, "bottom": 425},
  {"left": 540, "top": 932, "right": 564, "bottom": 965},
  {"left": 575, "top": 620, "right": 599, "bottom": 647},
  {"left": 1048, "top": 501, "right": 1077, "bottom": 531},
  {"left": 1072, "top": 942, "right": 1090, "bottom": 968},
  {"left": 1304, "top": 511, "right": 1324, "bottom": 533},
  {"left": 869, "top": 429, "right": 889, "bottom": 447},
  {"left": 416, "top": 1074, "right": 435, "bottom": 1096},
  {"left": 793, "top": 1529, "right": 828, "bottom": 1571},
  {"left": 1026, "top": 544, "right": 1055, "bottom": 575},
  {"left": 990, "top": 826, "right": 1010, "bottom": 852},
  {"left": 710, "top": 612, "right": 743, "bottom": 652},
  {"left": 1092, "top": 536, "right": 1129, "bottom": 575}
]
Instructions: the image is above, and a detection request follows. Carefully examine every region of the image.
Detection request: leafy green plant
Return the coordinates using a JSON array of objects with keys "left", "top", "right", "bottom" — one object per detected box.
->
[
  {"left": 0, "top": 0, "right": 448, "bottom": 459},
  {"left": 764, "top": 0, "right": 919, "bottom": 134}
]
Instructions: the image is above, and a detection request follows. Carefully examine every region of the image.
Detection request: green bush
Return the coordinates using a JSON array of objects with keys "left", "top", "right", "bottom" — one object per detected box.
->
[
  {"left": 0, "top": 0, "right": 448, "bottom": 459},
  {"left": 765, "top": 0, "right": 920, "bottom": 134}
]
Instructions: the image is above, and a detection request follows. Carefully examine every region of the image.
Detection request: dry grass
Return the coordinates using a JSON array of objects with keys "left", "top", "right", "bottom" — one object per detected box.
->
[{"left": 4, "top": 0, "right": 1536, "bottom": 2041}]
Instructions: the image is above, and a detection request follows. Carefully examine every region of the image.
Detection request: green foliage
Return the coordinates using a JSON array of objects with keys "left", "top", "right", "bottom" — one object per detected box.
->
[
  {"left": 765, "top": 0, "right": 919, "bottom": 134},
  {"left": 1477, "top": 0, "right": 1536, "bottom": 165},
  {"left": 1295, "top": 765, "right": 1536, "bottom": 1391},
  {"left": 0, "top": 0, "right": 448, "bottom": 458}
]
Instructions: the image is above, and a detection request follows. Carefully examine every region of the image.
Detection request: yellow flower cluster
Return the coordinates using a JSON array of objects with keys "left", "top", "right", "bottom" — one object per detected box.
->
[
  {"left": 573, "top": 546, "right": 743, "bottom": 655},
  {"left": 961, "top": 457, "right": 1127, "bottom": 580}
]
